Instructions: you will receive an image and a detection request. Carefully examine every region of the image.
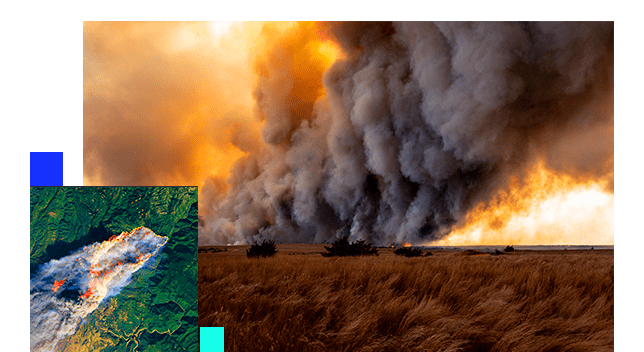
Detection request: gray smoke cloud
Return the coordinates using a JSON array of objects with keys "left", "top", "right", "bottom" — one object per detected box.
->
[{"left": 199, "top": 22, "right": 613, "bottom": 246}]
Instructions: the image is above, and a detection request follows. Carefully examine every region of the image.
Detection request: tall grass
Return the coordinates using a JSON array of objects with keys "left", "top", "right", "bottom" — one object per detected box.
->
[{"left": 199, "top": 251, "right": 613, "bottom": 351}]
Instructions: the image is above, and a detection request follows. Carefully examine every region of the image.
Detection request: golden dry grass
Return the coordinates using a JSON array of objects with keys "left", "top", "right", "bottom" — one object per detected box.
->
[{"left": 199, "top": 246, "right": 613, "bottom": 352}]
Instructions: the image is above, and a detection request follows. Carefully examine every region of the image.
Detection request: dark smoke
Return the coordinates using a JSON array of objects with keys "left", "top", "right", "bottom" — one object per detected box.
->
[{"left": 199, "top": 22, "right": 613, "bottom": 246}]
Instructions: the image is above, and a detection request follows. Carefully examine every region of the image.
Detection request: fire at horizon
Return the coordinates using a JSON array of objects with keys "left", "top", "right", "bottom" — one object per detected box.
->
[
  {"left": 84, "top": 21, "right": 614, "bottom": 246},
  {"left": 431, "top": 161, "right": 613, "bottom": 246}
]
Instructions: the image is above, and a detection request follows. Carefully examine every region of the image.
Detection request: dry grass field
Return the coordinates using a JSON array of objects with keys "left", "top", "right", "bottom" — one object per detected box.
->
[{"left": 199, "top": 245, "right": 613, "bottom": 352}]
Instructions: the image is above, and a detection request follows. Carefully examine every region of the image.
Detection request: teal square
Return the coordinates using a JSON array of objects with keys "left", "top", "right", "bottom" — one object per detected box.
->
[{"left": 201, "top": 327, "right": 224, "bottom": 352}]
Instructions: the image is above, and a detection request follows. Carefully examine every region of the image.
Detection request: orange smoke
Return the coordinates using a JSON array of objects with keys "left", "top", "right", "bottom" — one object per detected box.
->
[
  {"left": 315, "top": 40, "right": 343, "bottom": 69},
  {"left": 84, "top": 21, "right": 343, "bottom": 190},
  {"left": 84, "top": 22, "right": 261, "bottom": 187},
  {"left": 433, "top": 162, "right": 613, "bottom": 246},
  {"left": 251, "top": 22, "right": 344, "bottom": 145}
]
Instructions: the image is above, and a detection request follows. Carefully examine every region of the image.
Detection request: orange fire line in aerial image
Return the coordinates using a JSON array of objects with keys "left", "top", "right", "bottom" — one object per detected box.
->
[{"left": 84, "top": 22, "right": 613, "bottom": 247}]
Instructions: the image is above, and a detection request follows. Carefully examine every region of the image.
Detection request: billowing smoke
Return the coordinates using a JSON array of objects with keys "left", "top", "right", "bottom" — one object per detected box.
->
[
  {"left": 30, "top": 227, "right": 167, "bottom": 351},
  {"left": 199, "top": 22, "right": 613, "bottom": 246},
  {"left": 83, "top": 22, "right": 262, "bottom": 186}
]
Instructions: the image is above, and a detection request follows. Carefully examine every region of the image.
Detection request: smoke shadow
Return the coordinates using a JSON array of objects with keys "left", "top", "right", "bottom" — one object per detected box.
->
[
  {"left": 58, "top": 287, "right": 83, "bottom": 302},
  {"left": 30, "top": 223, "right": 113, "bottom": 277}
]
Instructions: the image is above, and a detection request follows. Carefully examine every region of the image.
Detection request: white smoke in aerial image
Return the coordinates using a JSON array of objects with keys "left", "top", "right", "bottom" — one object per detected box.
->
[{"left": 30, "top": 227, "right": 167, "bottom": 352}]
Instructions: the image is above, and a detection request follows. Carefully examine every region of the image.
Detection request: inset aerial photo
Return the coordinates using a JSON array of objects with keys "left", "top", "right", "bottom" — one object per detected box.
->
[{"left": 30, "top": 187, "right": 198, "bottom": 351}]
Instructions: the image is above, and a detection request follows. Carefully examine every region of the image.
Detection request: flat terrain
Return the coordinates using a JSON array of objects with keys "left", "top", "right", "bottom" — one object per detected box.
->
[{"left": 199, "top": 244, "right": 613, "bottom": 352}]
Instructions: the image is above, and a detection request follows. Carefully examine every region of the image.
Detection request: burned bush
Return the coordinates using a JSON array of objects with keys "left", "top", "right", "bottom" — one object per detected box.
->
[
  {"left": 322, "top": 237, "right": 379, "bottom": 257},
  {"left": 504, "top": 245, "right": 515, "bottom": 252},
  {"left": 393, "top": 247, "right": 424, "bottom": 257},
  {"left": 247, "top": 240, "right": 278, "bottom": 258}
]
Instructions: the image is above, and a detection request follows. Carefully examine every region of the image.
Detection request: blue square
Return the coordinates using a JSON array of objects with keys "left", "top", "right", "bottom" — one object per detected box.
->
[
  {"left": 200, "top": 327, "right": 224, "bottom": 352},
  {"left": 30, "top": 152, "right": 63, "bottom": 186}
]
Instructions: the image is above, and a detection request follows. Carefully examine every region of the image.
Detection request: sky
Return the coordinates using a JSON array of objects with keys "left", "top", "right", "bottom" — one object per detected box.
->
[{"left": 84, "top": 21, "right": 615, "bottom": 247}]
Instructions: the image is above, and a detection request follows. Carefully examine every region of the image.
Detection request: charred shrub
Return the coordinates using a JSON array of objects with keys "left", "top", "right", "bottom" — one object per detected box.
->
[
  {"left": 322, "top": 237, "right": 350, "bottom": 257},
  {"left": 322, "top": 237, "right": 378, "bottom": 257},
  {"left": 246, "top": 240, "right": 277, "bottom": 258},
  {"left": 504, "top": 245, "right": 515, "bottom": 252},
  {"left": 394, "top": 247, "right": 424, "bottom": 257}
]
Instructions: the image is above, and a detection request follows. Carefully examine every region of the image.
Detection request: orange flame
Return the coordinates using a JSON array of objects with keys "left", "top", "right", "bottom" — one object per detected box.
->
[
  {"left": 80, "top": 287, "right": 94, "bottom": 299},
  {"left": 52, "top": 277, "right": 67, "bottom": 292},
  {"left": 434, "top": 162, "right": 613, "bottom": 246}
]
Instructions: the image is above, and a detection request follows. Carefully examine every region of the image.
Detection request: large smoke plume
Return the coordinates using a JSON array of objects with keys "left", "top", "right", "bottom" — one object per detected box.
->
[
  {"left": 30, "top": 227, "right": 167, "bottom": 351},
  {"left": 199, "top": 22, "right": 613, "bottom": 246}
]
